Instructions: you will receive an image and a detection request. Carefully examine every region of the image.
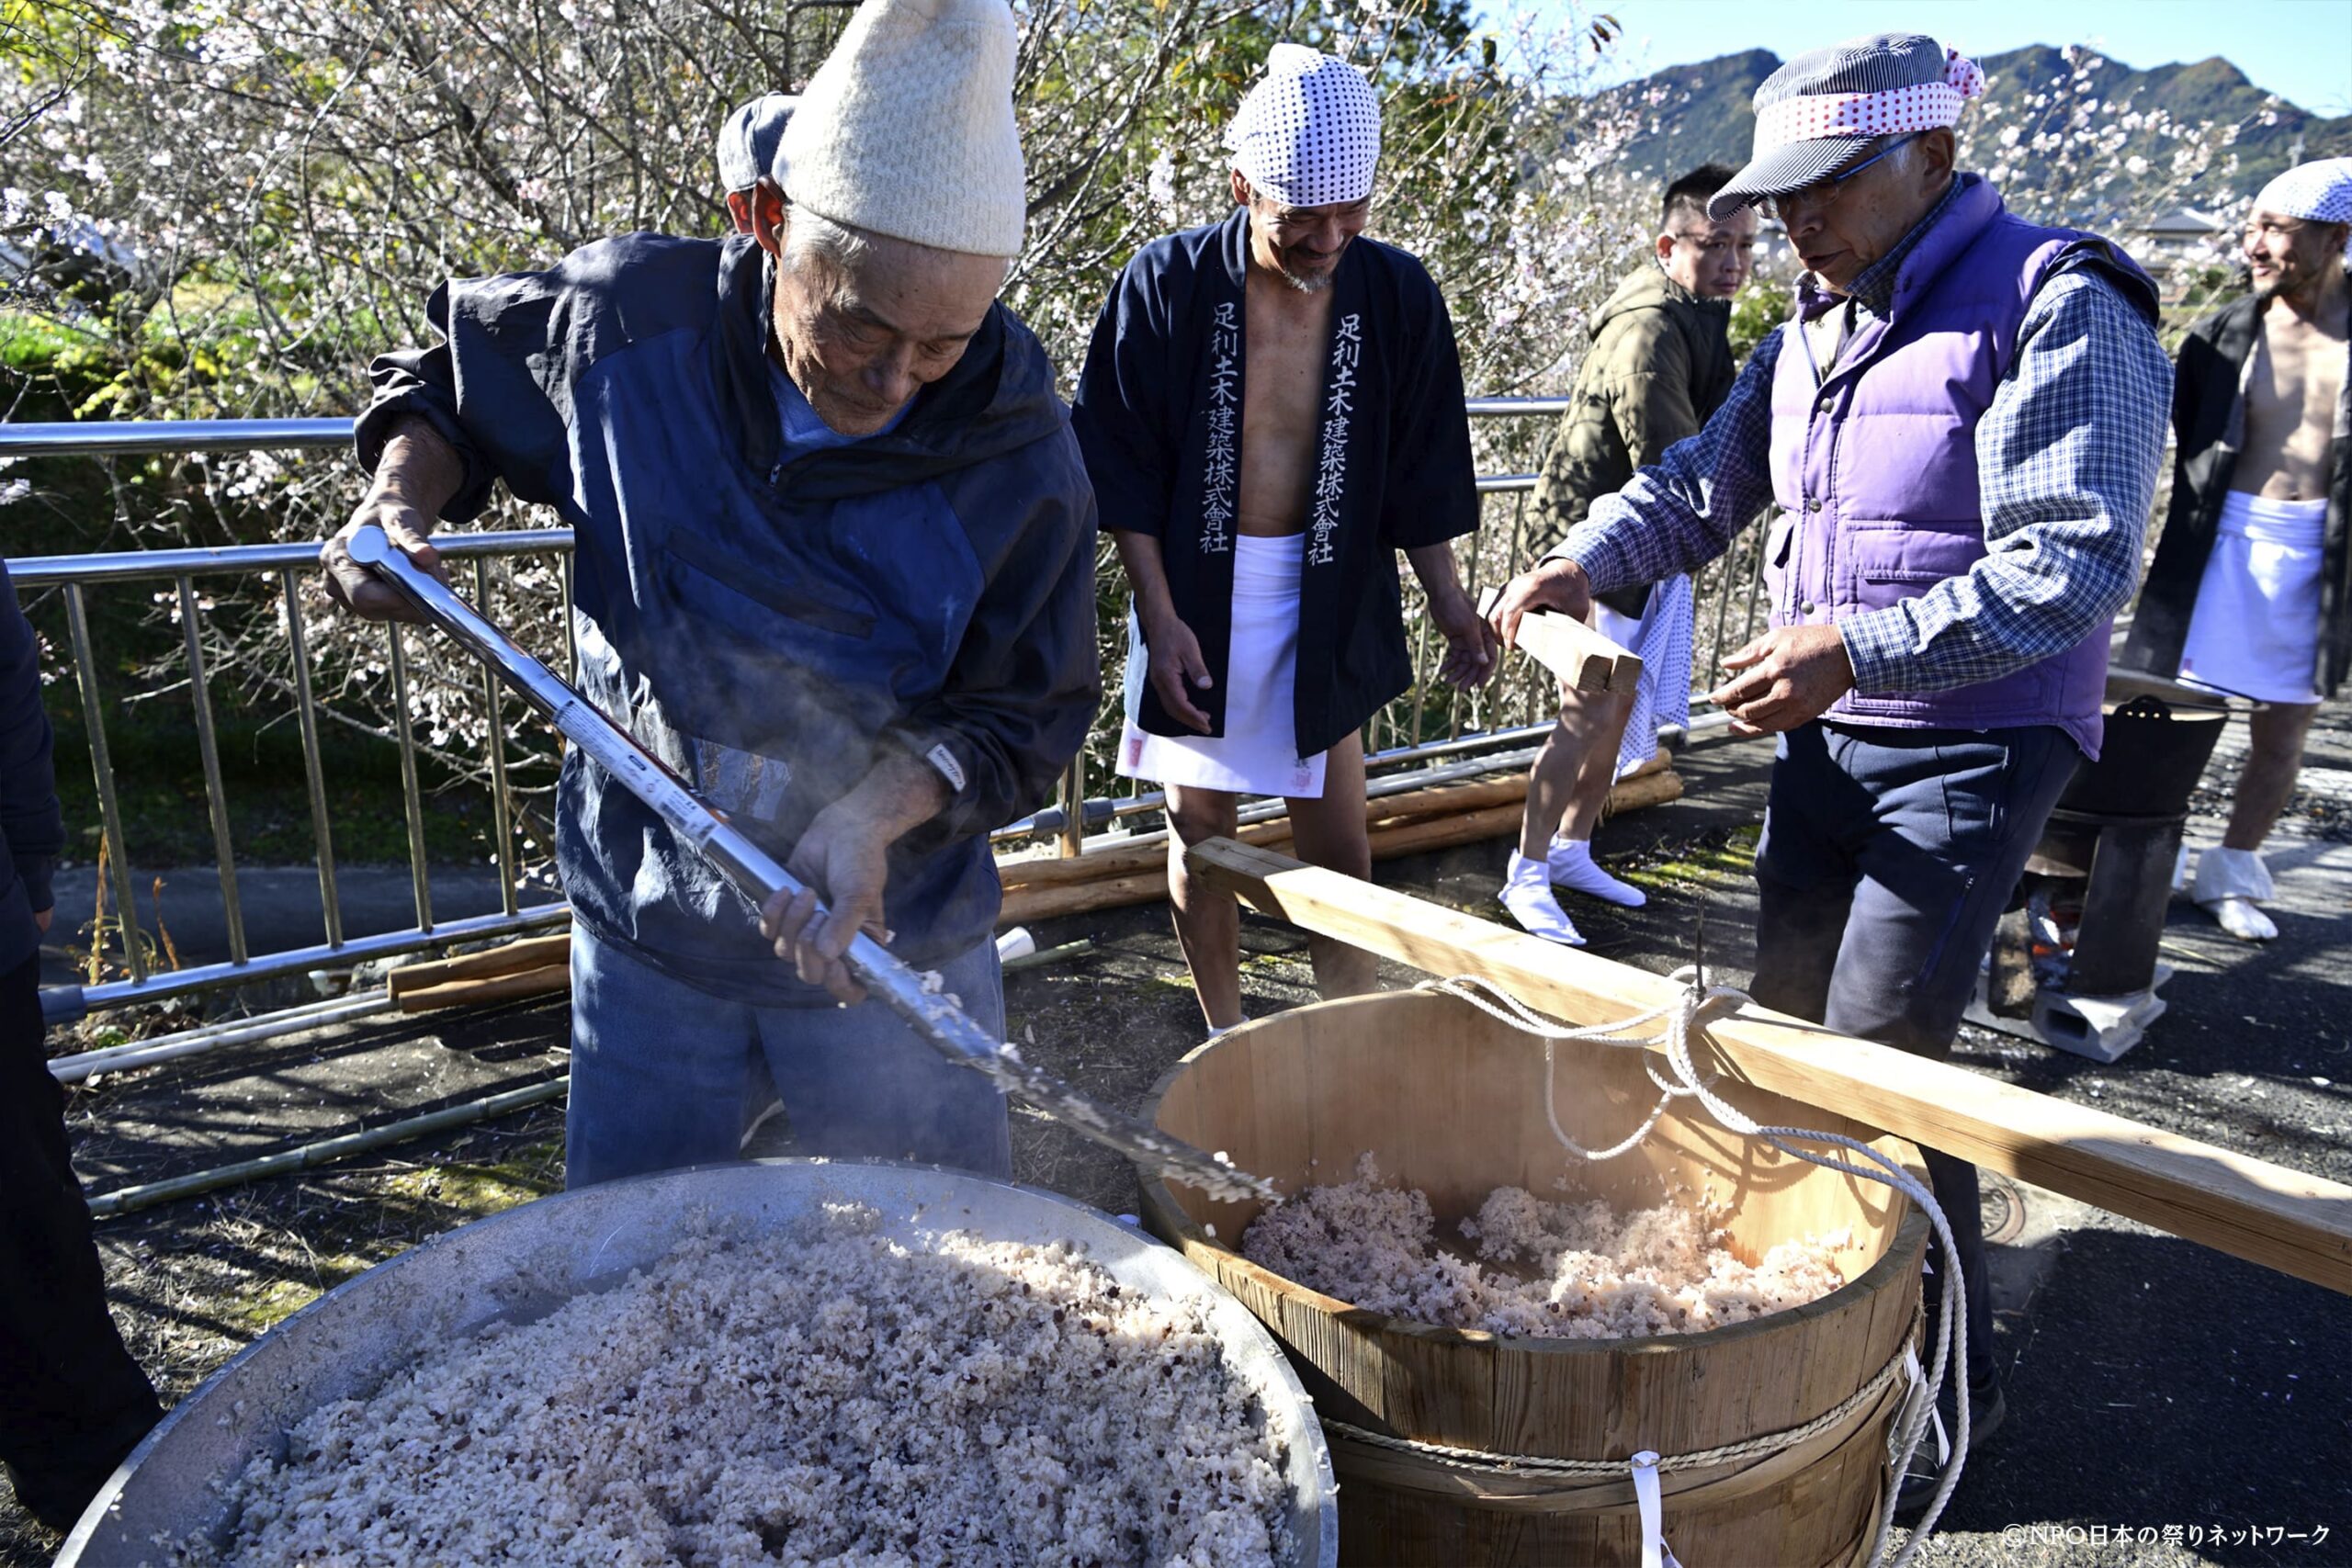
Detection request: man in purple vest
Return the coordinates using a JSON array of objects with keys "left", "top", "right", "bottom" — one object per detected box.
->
[{"left": 1487, "top": 33, "right": 2170, "bottom": 1517}]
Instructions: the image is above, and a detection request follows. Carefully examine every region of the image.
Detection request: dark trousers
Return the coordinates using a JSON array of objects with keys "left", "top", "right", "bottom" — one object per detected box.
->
[
  {"left": 1749, "top": 721, "right": 2078, "bottom": 1394},
  {"left": 0, "top": 953, "right": 160, "bottom": 1531}
]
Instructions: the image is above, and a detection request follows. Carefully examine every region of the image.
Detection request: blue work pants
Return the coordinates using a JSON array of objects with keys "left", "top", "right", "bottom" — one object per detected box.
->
[
  {"left": 564, "top": 924, "right": 1012, "bottom": 1189},
  {"left": 1750, "top": 721, "right": 2079, "bottom": 1394}
]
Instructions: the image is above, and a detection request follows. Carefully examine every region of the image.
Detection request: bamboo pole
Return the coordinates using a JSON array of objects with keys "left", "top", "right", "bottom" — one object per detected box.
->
[
  {"left": 1183, "top": 837, "right": 2352, "bottom": 1296},
  {"left": 85, "top": 1077, "right": 569, "bottom": 1219},
  {"left": 393, "top": 962, "right": 573, "bottom": 1015},
  {"left": 388, "top": 933, "right": 573, "bottom": 998}
]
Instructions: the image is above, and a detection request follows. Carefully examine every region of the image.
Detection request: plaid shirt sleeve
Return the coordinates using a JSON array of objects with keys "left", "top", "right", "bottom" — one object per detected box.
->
[
  {"left": 1542, "top": 329, "right": 1784, "bottom": 594},
  {"left": 1837, "top": 270, "right": 2173, "bottom": 694}
]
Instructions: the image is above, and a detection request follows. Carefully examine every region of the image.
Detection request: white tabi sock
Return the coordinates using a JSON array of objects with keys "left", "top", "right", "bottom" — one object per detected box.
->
[
  {"left": 1501, "top": 852, "right": 1586, "bottom": 946},
  {"left": 2207, "top": 897, "right": 2278, "bottom": 942},
  {"left": 1547, "top": 836, "right": 1647, "bottom": 908},
  {"left": 2192, "top": 846, "right": 2278, "bottom": 942}
]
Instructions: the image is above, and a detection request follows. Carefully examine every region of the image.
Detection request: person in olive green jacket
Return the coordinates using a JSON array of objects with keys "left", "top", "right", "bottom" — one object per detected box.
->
[{"left": 1502, "top": 164, "right": 1758, "bottom": 944}]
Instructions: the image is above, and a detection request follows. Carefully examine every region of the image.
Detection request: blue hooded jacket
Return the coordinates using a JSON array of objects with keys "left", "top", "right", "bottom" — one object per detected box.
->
[{"left": 357, "top": 233, "right": 1099, "bottom": 1006}]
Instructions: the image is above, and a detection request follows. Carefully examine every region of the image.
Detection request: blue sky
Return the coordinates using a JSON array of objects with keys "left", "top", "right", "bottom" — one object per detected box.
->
[{"left": 1504, "top": 0, "right": 2352, "bottom": 117}]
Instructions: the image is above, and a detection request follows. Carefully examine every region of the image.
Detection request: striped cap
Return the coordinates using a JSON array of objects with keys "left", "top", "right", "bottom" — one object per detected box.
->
[{"left": 1711, "top": 33, "right": 1982, "bottom": 220}]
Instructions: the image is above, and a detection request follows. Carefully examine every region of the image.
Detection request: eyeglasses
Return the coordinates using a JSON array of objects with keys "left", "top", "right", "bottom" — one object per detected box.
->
[
  {"left": 1668, "top": 233, "right": 1760, "bottom": 259},
  {"left": 1761, "top": 133, "right": 1917, "bottom": 224}
]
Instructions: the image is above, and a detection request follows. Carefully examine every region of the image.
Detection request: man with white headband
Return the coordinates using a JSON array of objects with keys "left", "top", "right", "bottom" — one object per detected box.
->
[
  {"left": 1485, "top": 32, "right": 2171, "bottom": 1517},
  {"left": 322, "top": 0, "right": 1098, "bottom": 1190},
  {"left": 1073, "top": 43, "right": 1495, "bottom": 1037},
  {"left": 2123, "top": 158, "right": 2351, "bottom": 941}
]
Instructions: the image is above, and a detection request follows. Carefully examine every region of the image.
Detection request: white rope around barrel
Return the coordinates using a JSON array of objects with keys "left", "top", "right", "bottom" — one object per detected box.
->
[
  {"left": 1409, "top": 972, "right": 1969, "bottom": 1567},
  {"left": 1325, "top": 1325, "right": 1916, "bottom": 1477}
]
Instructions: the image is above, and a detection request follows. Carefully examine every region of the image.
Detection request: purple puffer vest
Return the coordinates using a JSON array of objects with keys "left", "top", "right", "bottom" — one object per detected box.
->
[{"left": 1766, "top": 175, "right": 2148, "bottom": 759}]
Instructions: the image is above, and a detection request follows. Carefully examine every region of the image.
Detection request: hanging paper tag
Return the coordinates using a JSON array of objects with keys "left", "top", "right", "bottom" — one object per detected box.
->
[
  {"left": 1892, "top": 1347, "right": 1928, "bottom": 1466},
  {"left": 1631, "top": 1451, "right": 1684, "bottom": 1568}
]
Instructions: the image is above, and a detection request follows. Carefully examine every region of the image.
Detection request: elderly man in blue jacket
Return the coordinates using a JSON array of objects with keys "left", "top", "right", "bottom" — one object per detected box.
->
[{"left": 323, "top": 0, "right": 1097, "bottom": 1188}]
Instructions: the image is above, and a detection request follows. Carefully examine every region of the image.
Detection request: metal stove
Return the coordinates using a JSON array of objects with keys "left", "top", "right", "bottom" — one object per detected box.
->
[{"left": 1969, "top": 671, "right": 2235, "bottom": 1060}]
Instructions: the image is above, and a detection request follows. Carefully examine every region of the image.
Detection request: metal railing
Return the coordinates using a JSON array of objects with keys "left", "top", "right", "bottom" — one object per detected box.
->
[
  {"left": 6, "top": 406, "right": 1769, "bottom": 1034},
  {"left": 14, "top": 528, "right": 579, "bottom": 1025}
]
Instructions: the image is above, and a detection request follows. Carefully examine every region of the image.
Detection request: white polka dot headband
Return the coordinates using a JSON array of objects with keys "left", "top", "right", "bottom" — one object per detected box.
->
[
  {"left": 1752, "top": 48, "right": 1984, "bottom": 152},
  {"left": 1226, "top": 43, "right": 1383, "bottom": 209},
  {"left": 2253, "top": 158, "right": 2352, "bottom": 225}
]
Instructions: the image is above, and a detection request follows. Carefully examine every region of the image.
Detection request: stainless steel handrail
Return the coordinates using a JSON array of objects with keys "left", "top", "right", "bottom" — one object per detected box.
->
[
  {"left": 7, "top": 529, "right": 576, "bottom": 586},
  {"left": 10, "top": 400, "right": 1750, "bottom": 1043},
  {"left": 1, "top": 419, "right": 354, "bottom": 457},
  {"left": 0, "top": 401, "right": 1559, "bottom": 462}
]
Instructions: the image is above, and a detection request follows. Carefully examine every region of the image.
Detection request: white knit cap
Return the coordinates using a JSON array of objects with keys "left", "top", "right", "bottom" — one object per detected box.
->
[
  {"left": 2252, "top": 158, "right": 2352, "bottom": 224},
  {"left": 1225, "top": 44, "right": 1382, "bottom": 209},
  {"left": 781, "top": 0, "right": 1026, "bottom": 257}
]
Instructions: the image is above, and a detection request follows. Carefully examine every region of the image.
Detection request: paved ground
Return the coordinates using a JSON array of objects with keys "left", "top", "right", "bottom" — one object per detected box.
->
[{"left": 9, "top": 709, "right": 2351, "bottom": 1566}]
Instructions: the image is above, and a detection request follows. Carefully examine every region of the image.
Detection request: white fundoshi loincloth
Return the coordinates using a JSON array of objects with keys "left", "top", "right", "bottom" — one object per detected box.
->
[
  {"left": 2178, "top": 491, "right": 2328, "bottom": 705},
  {"left": 1118, "top": 532, "right": 1329, "bottom": 799}
]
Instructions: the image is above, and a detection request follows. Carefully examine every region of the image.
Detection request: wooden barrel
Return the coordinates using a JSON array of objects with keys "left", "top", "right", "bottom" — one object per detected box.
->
[{"left": 1136, "top": 989, "right": 1929, "bottom": 1567}]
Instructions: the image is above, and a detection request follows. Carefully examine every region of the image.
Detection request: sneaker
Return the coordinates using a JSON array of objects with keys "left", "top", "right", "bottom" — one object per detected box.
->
[
  {"left": 1894, "top": 1379, "right": 2007, "bottom": 1524},
  {"left": 1500, "top": 852, "right": 1586, "bottom": 946},
  {"left": 1546, "top": 837, "right": 1647, "bottom": 908}
]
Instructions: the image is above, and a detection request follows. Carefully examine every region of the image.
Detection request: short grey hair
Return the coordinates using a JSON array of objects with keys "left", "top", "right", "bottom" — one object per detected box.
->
[{"left": 782, "top": 209, "right": 877, "bottom": 276}]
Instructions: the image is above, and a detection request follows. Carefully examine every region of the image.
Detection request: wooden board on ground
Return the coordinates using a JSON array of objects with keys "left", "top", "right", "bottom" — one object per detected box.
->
[{"left": 1184, "top": 835, "right": 2352, "bottom": 1296}]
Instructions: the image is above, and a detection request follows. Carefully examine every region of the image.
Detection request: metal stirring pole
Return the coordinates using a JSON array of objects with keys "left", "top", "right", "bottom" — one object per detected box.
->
[{"left": 345, "top": 525, "right": 1272, "bottom": 1203}]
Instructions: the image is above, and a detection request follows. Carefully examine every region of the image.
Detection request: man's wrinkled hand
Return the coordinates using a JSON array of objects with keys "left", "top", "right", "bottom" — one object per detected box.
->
[
  {"left": 1486, "top": 558, "right": 1591, "bottom": 650},
  {"left": 322, "top": 501, "right": 451, "bottom": 623},
  {"left": 33, "top": 907, "right": 51, "bottom": 935},
  {"left": 1428, "top": 587, "right": 1501, "bottom": 690},
  {"left": 1142, "top": 609, "right": 1215, "bottom": 734},
  {"left": 1706, "top": 624, "right": 1856, "bottom": 735},
  {"left": 763, "top": 804, "right": 894, "bottom": 1007}
]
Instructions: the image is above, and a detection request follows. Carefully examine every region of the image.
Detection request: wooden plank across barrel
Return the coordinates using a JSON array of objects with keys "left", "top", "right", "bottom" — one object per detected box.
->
[{"left": 1183, "top": 836, "right": 2352, "bottom": 1296}]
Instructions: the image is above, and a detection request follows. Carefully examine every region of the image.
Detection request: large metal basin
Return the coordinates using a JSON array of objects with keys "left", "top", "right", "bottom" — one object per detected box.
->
[{"left": 62, "top": 1159, "right": 1338, "bottom": 1567}]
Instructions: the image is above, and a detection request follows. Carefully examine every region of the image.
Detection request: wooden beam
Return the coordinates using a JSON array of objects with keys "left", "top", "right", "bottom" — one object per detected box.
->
[
  {"left": 1518, "top": 608, "right": 1642, "bottom": 694},
  {"left": 1478, "top": 587, "right": 1642, "bottom": 693},
  {"left": 1184, "top": 836, "right": 2352, "bottom": 1296}
]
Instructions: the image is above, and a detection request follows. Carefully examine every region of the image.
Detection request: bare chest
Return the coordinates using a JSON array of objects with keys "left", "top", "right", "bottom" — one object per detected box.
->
[
  {"left": 1236, "top": 281, "right": 1337, "bottom": 534},
  {"left": 2238, "top": 309, "right": 2348, "bottom": 502}
]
